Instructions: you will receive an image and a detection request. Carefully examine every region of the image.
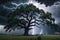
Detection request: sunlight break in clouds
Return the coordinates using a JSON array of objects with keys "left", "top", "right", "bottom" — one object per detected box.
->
[
  {"left": 0, "top": 25, "right": 5, "bottom": 33},
  {"left": 28, "top": 0, "right": 48, "bottom": 12},
  {"left": 0, "top": 25, "right": 5, "bottom": 30}
]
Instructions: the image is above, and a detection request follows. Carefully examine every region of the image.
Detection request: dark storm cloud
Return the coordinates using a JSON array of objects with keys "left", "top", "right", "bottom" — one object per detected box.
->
[
  {"left": 0, "top": 0, "right": 14, "bottom": 4},
  {"left": 13, "top": 0, "right": 28, "bottom": 4},
  {"left": 36, "top": 0, "right": 60, "bottom": 6},
  {"left": 0, "top": 0, "right": 28, "bottom": 4},
  {"left": 0, "top": 5, "right": 8, "bottom": 25},
  {"left": 0, "top": 5, "right": 13, "bottom": 25},
  {"left": 0, "top": 0, "right": 28, "bottom": 25},
  {"left": 48, "top": 3, "right": 60, "bottom": 23},
  {"left": 54, "top": 1, "right": 60, "bottom": 5}
]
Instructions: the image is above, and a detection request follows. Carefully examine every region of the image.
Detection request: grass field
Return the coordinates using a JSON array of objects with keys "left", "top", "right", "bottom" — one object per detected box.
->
[{"left": 0, "top": 35, "right": 60, "bottom": 40}]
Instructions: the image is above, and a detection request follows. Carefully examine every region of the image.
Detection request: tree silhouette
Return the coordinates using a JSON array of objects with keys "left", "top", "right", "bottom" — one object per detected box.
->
[
  {"left": 4, "top": 4, "right": 57, "bottom": 35},
  {"left": 36, "top": 0, "right": 59, "bottom": 7}
]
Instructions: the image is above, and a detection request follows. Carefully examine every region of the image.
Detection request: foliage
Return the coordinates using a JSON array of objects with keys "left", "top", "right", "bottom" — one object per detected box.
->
[{"left": 4, "top": 4, "right": 58, "bottom": 35}]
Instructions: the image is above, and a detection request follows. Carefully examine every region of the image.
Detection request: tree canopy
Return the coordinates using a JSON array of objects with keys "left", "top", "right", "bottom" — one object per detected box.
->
[{"left": 4, "top": 4, "right": 58, "bottom": 35}]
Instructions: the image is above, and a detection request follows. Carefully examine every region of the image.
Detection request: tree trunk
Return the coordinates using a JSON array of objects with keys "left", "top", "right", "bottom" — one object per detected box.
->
[
  {"left": 24, "top": 27, "right": 29, "bottom": 36},
  {"left": 24, "top": 19, "right": 31, "bottom": 36}
]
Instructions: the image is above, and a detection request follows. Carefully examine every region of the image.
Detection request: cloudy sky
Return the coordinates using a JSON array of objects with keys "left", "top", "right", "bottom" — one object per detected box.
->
[{"left": 0, "top": 0, "right": 60, "bottom": 35}]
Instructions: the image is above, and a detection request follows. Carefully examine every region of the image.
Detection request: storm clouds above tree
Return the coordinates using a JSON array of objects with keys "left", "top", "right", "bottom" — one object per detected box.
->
[
  {"left": 36, "top": 0, "right": 60, "bottom": 6},
  {"left": 0, "top": 0, "right": 28, "bottom": 4}
]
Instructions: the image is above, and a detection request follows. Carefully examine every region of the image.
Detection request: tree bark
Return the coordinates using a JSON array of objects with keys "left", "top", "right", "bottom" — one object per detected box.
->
[
  {"left": 24, "top": 17, "right": 32, "bottom": 36},
  {"left": 24, "top": 27, "right": 29, "bottom": 36}
]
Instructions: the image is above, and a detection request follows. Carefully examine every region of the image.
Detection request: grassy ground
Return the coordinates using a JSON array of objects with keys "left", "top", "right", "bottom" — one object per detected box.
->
[
  {"left": 0, "top": 35, "right": 60, "bottom": 40},
  {"left": 41, "top": 35, "right": 60, "bottom": 40}
]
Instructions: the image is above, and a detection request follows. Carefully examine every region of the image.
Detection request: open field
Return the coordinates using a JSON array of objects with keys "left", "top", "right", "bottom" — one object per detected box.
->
[
  {"left": 0, "top": 35, "right": 60, "bottom": 40},
  {"left": 41, "top": 35, "right": 60, "bottom": 40}
]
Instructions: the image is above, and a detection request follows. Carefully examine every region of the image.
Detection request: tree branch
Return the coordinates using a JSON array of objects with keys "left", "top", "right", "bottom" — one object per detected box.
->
[
  {"left": 30, "top": 25, "right": 36, "bottom": 27},
  {"left": 35, "top": 19, "right": 46, "bottom": 24}
]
